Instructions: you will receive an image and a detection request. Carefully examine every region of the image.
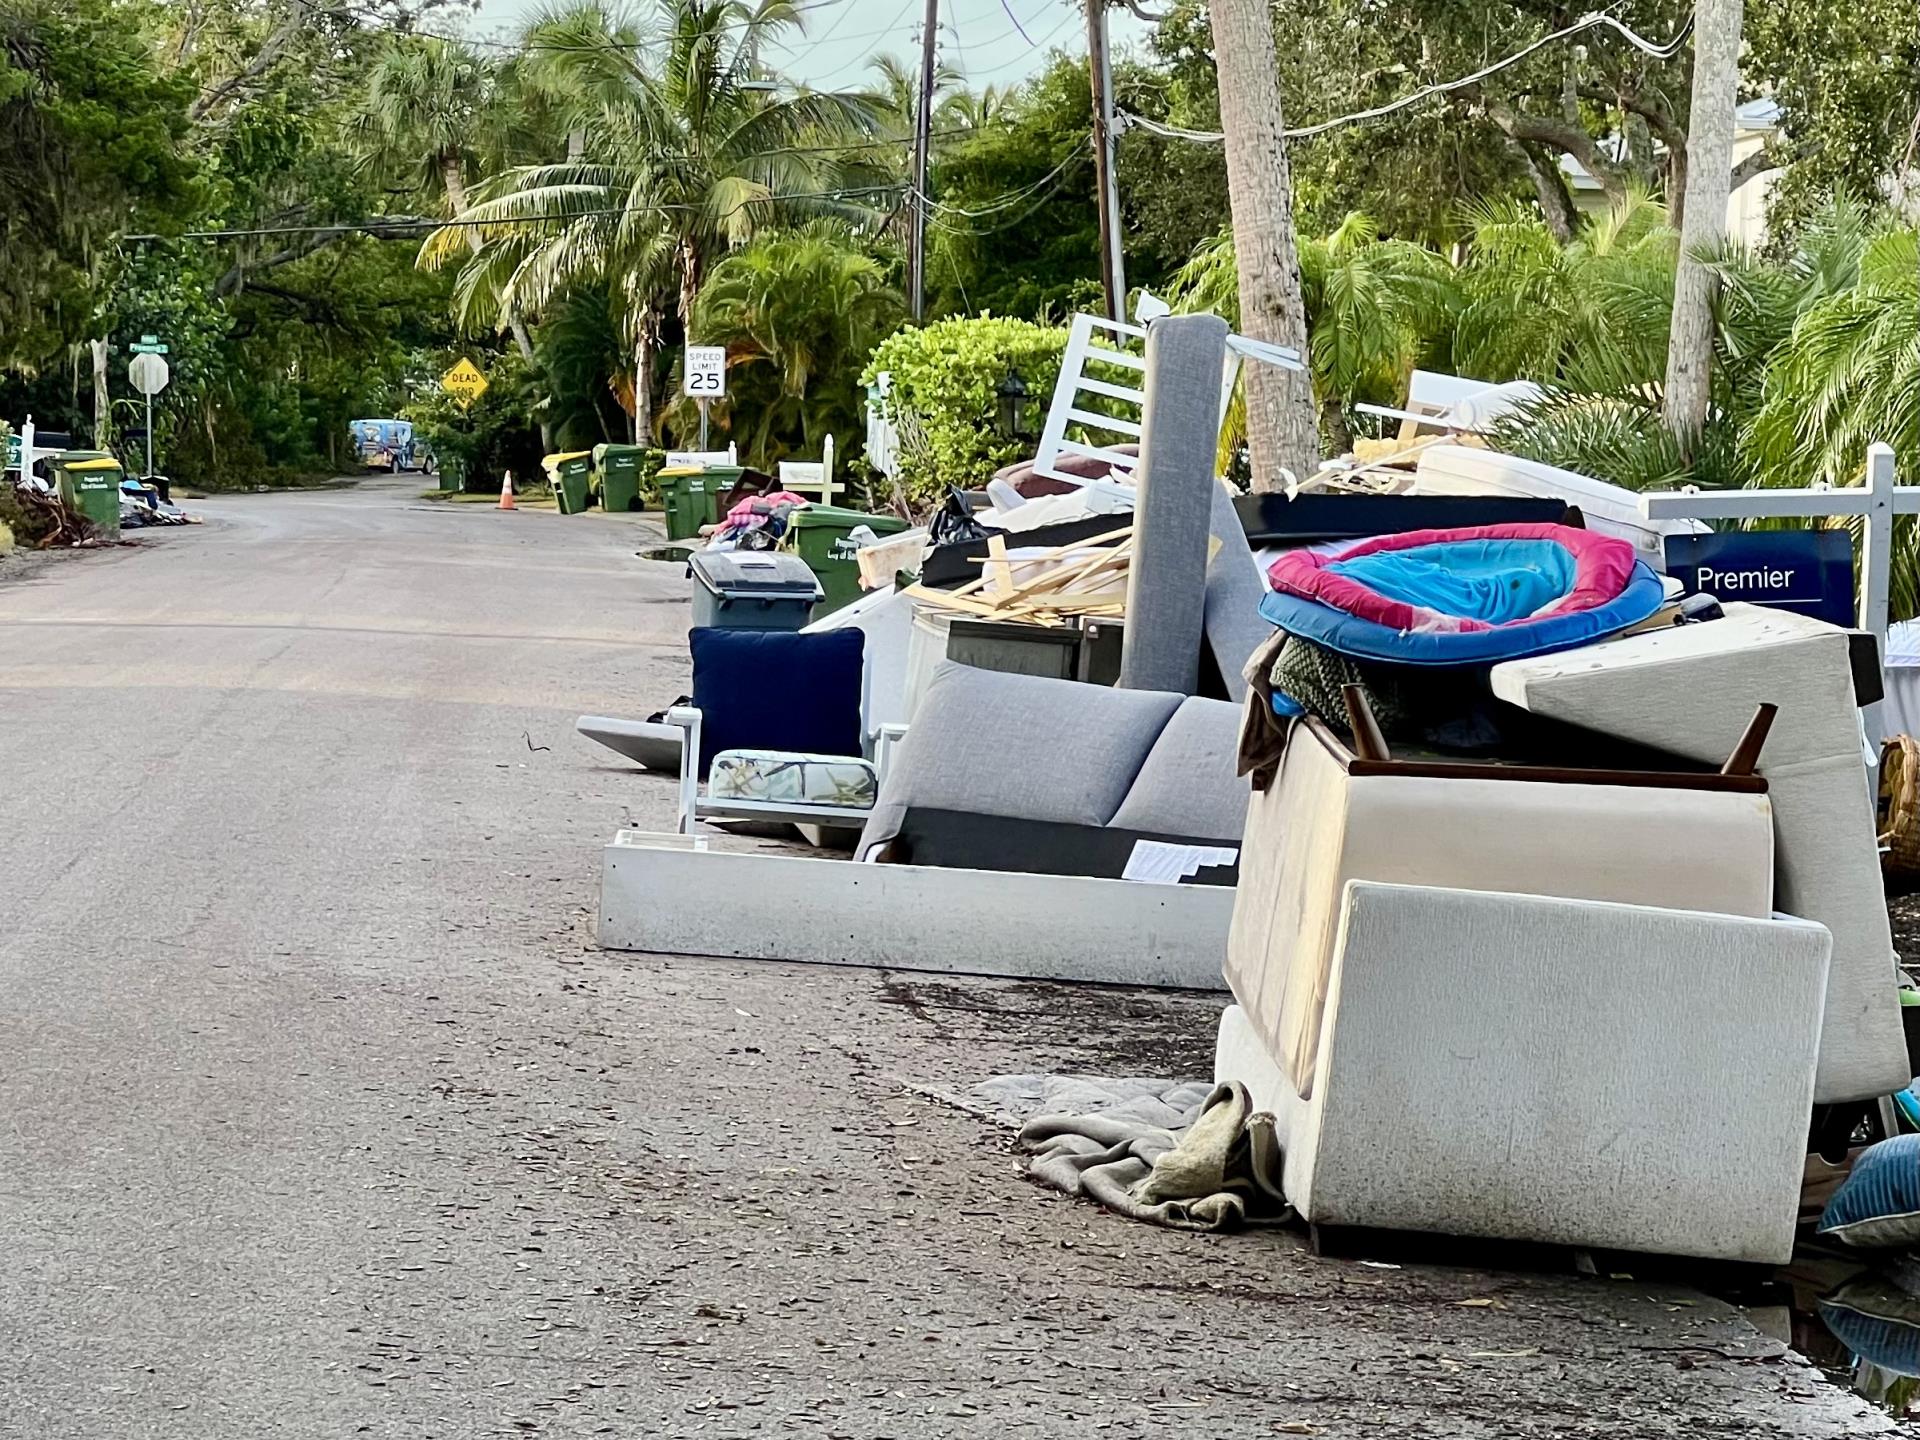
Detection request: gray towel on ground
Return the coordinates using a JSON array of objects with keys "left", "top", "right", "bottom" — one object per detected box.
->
[{"left": 1017, "top": 1081, "right": 1293, "bottom": 1232}]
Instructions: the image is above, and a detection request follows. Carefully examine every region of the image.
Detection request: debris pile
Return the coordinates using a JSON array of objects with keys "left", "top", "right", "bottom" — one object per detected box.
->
[{"left": 1, "top": 479, "right": 96, "bottom": 548}]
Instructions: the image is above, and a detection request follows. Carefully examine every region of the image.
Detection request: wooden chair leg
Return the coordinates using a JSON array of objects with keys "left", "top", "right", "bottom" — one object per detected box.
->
[{"left": 1721, "top": 703, "right": 1779, "bottom": 777}]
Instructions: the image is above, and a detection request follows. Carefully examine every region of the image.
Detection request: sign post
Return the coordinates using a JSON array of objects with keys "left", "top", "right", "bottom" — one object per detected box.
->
[
  {"left": 440, "top": 357, "right": 489, "bottom": 410},
  {"left": 128, "top": 347, "right": 171, "bottom": 482},
  {"left": 1643, "top": 444, "right": 1906, "bottom": 645},
  {"left": 683, "top": 345, "right": 726, "bottom": 451},
  {"left": 1644, "top": 442, "right": 1907, "bottom": 738}
]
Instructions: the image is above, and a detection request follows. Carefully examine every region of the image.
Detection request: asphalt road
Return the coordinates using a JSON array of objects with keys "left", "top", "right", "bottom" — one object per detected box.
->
[{"left": 0, "top": 480, "right": 1890, "bottom": 1438}]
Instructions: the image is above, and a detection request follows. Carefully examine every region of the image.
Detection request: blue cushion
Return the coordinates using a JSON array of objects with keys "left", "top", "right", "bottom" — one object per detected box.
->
[
  {"left": 1819, "top": 1281, "right": 1920, "bottom": 1376},
  {"left": 1817, "top": 1135, "right": 1920, "bottom": 1248},
  {"left": 688, "top": 627, "right": 864, "bottom": 778}
]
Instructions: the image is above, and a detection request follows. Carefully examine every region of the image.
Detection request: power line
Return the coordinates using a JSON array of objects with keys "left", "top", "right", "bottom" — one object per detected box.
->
[
  {"left": 956, "top": 11, "right": 1080, "bottom": 78},
  {"left": 124, "top": 184, "right": 912, "bottom": 243},
  {"left": 330, "top": 0, "right": 847, "bottom": 59},
  {"left": 930, "top": 143, "right": 1086, "bottom": 217},
  {"left": 1117, "top": 11, "right": 1694, "bottom": 145}
]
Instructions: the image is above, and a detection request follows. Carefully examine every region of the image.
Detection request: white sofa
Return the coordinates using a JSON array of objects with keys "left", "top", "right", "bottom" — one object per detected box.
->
[
  {"left": 1492, "top": 603, "right": 1907, "bottom": 1104},
  {"left": 1226, "top": 717, "right": 1777, "bottom": 1097},
  {"left": 1217, "top": 882, "right": 1833, "bottom": 1262}
]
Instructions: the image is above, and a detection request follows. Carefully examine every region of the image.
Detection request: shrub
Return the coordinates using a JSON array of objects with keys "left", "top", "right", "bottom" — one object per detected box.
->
[{"left": 861, "top": 315, "right": 1066, "bottom": 509}]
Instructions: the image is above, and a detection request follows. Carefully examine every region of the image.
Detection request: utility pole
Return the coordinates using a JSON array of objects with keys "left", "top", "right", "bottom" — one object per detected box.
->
[
  {"left": 907, "top": 0, "right": 940, "bottom": 322},
  {"left": 1085, "top": 0, "right": 1126, "bottom": 323}
]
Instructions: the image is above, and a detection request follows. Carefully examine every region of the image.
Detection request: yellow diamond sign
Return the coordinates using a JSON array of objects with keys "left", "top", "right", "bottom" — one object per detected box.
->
[{"left": 441, "top": 357, "right": 489, "bottom": 409}]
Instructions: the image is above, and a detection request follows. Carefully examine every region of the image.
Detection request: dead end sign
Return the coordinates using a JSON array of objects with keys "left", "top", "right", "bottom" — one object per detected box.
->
[
  {"left": 441, "top": 357, "right": 489, "bottom": 408},
  {"left": 1664, "top": 530, "right": 1855, "bottom": 627}
]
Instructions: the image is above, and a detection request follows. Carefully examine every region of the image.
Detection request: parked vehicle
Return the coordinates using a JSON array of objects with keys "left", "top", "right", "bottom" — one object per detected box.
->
[{"left": 349, "top": 418, "right": 431, "bottom": 473}]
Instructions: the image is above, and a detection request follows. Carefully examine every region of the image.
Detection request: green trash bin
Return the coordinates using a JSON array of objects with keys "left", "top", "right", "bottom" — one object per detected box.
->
[
  {"left": 52, "top": 454, "right": 124, "bottom": 540},
  {"left": 780, "top": 503, "right": 910, "bottom": 617},
  {"left": 592, "top": 443, "right": 647, "bottom": 514},
  {"left": 543, "top": 450, "right": 593, "bottom": 515},
  {"left": 659, "top": 464, "right": 749, "bottom": 541},
  {"left": 657, "top": 467, "right": 710, "bottom": 541}
]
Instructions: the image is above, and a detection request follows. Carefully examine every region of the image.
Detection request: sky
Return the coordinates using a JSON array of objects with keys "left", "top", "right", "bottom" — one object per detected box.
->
[{"left": 469, "top": 0, "right": 1154, "bottom": 90}]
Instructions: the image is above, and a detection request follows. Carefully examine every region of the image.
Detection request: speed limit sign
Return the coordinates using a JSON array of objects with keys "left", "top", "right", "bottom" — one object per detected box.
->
[{"left": 684, "top": 345, "right": 727, "bottom": 398}]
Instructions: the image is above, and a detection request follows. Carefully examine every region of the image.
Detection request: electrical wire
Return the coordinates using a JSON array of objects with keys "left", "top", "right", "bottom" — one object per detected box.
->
[
  {"left": 1118, "top": 10, "right": 1694, "bottom": 144},
  {"left": 927, "top": 141, "right": 1088, "bottom": 217},
  {"left": 327, "top": 0, "right": 846, "bottom": 58},
  {"left": 956, "top": 11, "right": 1081, "bottom": 79},
  {"left": 123, "top": 183, "right": 912, "bottom": 243}
]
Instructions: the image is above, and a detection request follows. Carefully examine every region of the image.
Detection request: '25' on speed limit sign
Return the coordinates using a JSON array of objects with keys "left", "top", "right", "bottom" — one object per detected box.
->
[{"left": 683, "top": 345, "right": 727, "bottom": 398}]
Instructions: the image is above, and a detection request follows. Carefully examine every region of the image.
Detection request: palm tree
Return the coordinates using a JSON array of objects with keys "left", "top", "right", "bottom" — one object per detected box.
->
[
  {"left": 357, "top": 38, "right": 495, "bottom": 257},
  {"left": 1205, "top": 0, "right": 1321, "bottom": 489},
  {"left": 1450, "top": 192, "right": 1677, "bottom": 395},
  {"left": 676, "top": 222, "right": 904, "bottom": 465},
  {"left": 359, "top": 35, "right": 564, "bottom": 445},
  {"left": 423, "top": 0, "right": 882, "bottom": 439},
  {"left": 1744, "top": 223, "right": 1918, "bottom": 486},
  {"left": 1172, "top": 213, "right": 1457, "bottom": 457}
]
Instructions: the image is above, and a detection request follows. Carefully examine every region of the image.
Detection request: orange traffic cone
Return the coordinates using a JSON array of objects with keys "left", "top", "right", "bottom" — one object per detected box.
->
[{"left": 497, "top": 470, "right": 517, "bottom": 511}]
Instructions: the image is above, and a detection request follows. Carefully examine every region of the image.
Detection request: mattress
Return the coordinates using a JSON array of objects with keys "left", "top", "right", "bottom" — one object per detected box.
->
[
  {"left": 1411, "top": 445, "right": 1706, "bottom": 567},
  {"left": 1225, "top": 725, "right": 1776, "bottom": 1097},
  {"left": 1493, "top": 605, "right": 1907, "bottom": 1103}
]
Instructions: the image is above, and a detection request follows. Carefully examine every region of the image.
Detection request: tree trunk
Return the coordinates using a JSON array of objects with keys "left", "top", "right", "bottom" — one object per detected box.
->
[
  {"left": 633, "top": 327, "right": 654, "bottom": 444},
  {"left": 508, "top": 312, "right": 555, "bottom": 452},
  {"left": 443, "top": 153, "right": 481, "bottom": 256},
  {"left": 678, "top": 238, "right": 702, "bottom": 331},
  {"left": 1206, "top": 0, "right": 1319, "bottom": 491},
  {"left": 1319, "top": 392, "right": 1353, "bottom": 457},
  {"left": 89, "top": 338, "right": 110, "bottom": 447},
  {"left": 1663, "top": 0, "right": 1742, "bottom": 446}
]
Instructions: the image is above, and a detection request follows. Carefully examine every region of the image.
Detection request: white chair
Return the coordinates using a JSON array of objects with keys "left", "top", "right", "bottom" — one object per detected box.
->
[
  {"left": 777, "top": 434, "right": 843, "bottom": 503},
  {"left": 664, "top": 649, "right": 905, "bottom": 839}
]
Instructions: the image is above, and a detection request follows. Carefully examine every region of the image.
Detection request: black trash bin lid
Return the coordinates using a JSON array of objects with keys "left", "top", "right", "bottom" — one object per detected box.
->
[{"left": 689, "top": 549, "right": 823, "bottom": 601}]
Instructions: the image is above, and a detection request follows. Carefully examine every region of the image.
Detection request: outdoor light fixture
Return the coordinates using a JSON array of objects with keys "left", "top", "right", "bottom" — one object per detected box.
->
[{"left": 996, "top": 368, "right": 1030, "bottom": 439}]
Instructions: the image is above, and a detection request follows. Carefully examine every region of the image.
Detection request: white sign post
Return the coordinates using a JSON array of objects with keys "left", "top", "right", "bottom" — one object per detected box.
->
[
  {"left": 128, "top": 351, "right": 171, "bottom": 482},
  {"left": 683, "top": 345, "right": 727, "bottom": 451},
  {"left": 1643, "top": 442, "right": 1907, "bottom": 739}
]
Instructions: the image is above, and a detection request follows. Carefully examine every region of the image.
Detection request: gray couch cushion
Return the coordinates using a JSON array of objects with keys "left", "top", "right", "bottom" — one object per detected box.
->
[
  {"left": 1108, "top": 696, "right": 1249, "bottom": 841},
  {"left": 857, "top": 661, "right": 1183, "bottom": 859}
]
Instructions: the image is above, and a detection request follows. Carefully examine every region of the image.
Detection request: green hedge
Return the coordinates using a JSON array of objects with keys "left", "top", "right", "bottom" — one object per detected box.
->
[{"left": 862, "top": 315, "right": 1066, "bottom": 508}]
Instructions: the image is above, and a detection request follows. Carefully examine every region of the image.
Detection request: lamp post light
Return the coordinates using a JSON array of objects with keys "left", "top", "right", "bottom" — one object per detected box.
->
[{"left": 995, "top": 368, "right": 1030, "bottom": 441}]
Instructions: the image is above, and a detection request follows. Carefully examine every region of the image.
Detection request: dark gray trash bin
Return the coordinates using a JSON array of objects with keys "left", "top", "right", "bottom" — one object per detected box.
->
[{"left": 689, "top": 550, "right": 823, "bottom": 632}]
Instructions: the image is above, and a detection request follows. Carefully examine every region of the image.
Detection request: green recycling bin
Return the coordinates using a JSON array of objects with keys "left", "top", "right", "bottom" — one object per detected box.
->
[
  {"left": 592, "top": 443, "right": 646, "bottom": 514},
  {"left": 780, "top": 503, "right": 910, "bottom": 616},
  {"left": 657, "top": 467, "right": 710, "bottom": 541},
  {"left": 659, "top": 464, "right": 748, "bottom": 541},
  {"left": 52, "top": 454, "right": 124, "bottom": 540},
  {"left": 543, "top": 450, "right": 593, "bottom": 515}
]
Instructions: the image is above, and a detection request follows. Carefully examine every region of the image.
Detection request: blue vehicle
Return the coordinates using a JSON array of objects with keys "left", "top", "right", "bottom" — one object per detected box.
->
[{"left": 349, "top": 418, "right": 431, "bottom": 473}]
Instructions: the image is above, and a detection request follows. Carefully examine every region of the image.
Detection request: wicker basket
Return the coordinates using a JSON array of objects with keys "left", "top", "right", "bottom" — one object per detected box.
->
[{"left": 1879, "top": 735, "right": 1920, "bottom": 877}]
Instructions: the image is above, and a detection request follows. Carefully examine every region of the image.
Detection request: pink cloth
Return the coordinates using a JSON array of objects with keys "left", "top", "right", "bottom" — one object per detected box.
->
[{"left": 726, "top": 491, "right": 810, "bottom": 525}]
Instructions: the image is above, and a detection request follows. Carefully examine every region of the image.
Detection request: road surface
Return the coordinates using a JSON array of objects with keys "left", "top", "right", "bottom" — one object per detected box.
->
[{"left": 0, "top": 480, "right": 1889, "bottom": 1437}]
